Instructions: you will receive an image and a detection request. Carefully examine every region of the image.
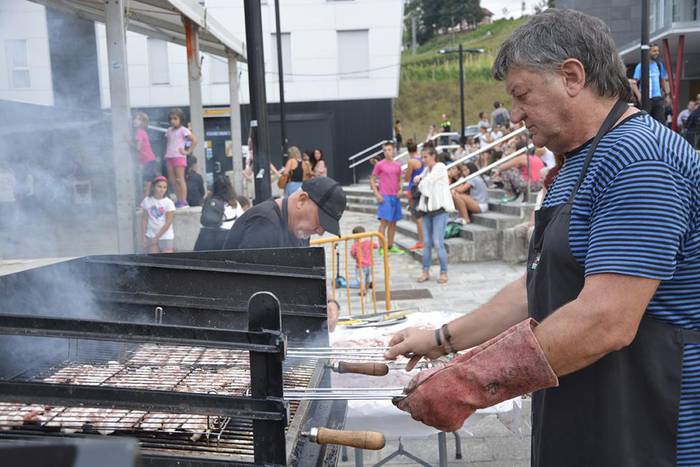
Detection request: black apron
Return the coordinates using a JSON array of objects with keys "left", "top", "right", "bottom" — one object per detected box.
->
[{"left": 526, "top": 100, "right": 700, "bottom": 467}]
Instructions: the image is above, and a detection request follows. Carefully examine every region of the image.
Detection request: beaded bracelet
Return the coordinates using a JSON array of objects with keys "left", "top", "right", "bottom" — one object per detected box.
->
[
  {"left": 441, "top": 323, "right": 455, "bottom": 354},
  {"left": 434, "top": 328, "right": 443, "bottom": 347}
]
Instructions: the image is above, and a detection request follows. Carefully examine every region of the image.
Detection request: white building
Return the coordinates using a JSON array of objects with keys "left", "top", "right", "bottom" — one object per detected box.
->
[{"left": 1, "top": 0, "right": 404, "bottom": 183}]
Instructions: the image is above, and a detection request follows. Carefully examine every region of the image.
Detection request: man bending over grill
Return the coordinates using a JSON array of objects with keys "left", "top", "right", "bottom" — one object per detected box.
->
[{"left": 222, "top": 176, "right": 346, "bottom": 249}]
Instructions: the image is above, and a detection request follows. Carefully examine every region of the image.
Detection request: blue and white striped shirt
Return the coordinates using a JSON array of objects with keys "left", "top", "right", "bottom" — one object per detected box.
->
[{"left": 543, "top": 113, "right": 700, "bottom": 464}]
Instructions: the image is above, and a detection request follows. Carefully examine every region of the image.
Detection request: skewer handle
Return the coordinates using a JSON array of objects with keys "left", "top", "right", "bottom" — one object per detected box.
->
[
  {"left": 305, "top": 427, "right": 385, "bottom": 450},
  {"left": 334, "top": 361, "right": 389, "bottom": 376}
]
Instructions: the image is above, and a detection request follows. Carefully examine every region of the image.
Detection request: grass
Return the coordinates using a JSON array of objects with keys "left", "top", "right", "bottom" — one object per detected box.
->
[{"left": 395, "top": 17, "right": 529, "bottom": 141}]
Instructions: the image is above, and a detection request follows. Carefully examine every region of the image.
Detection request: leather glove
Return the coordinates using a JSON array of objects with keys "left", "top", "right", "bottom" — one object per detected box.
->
[{"left": 393, "top": 318, "right": 558, "bottom": 432}]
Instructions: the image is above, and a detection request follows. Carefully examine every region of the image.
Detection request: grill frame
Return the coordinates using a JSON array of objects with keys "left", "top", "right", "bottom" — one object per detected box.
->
[{"left": 0, "top": 248, "right": 341, "bottom": 466}]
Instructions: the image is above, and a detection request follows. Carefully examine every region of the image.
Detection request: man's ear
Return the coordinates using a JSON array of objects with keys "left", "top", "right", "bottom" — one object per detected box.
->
[
  {"left": 559, "top": 58, "right": 587, "bottom": 97},
  {"left": 296, "top": 191, "right": 309, "bottom": 207}
]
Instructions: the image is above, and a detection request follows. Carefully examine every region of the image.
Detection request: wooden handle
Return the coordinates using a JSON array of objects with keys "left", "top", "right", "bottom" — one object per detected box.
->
[
  {"left": 336, "top": 361, "right": 389, "bottom": 376},
  {"left": 315, "top": 428, "right": 386, "bottom": 450}
]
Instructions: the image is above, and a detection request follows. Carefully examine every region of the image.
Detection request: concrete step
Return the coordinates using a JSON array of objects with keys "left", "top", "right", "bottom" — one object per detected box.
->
[
  {"left": 488, "top": 188, "right": 539, "bottom": 204},
  {"left": 346, "top": 195, "right": 410, "bottom": 209},
  {"left": 345, "top": 203, "right": 412, "bottom": 222},
  {"left": 488, "top": 200, "right": 536, "bottom": 217},
  {"left": 394, "top": 220, "right": 500, "bottom": 262},
  {"left": 393, "top": 231, "right": 479, "bottom": 266},
  {"left": 471, "top": 211, "right": 524, "bottom": 230}
]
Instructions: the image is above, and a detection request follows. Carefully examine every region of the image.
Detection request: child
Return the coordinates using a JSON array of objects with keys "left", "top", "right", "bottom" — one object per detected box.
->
[
  {"left": 141, "top": 176, "right": 176, "bottom": 253},
  {"left": 131, "top": 112, "right": 159, "bottom": 198},
  {"left": 165, "top": 108, "right": 197, "bottom": 209},
  {"left": 349, "top": 226, "right": 378, "bottom": 295},
  {"left": 185, "top": 155, "right": 205, "bottom": 207}
]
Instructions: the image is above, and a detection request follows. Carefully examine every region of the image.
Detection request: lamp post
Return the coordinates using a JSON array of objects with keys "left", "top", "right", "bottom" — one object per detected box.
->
[{"left": 438, "top": 46, "right": 484, "bottom": 138}]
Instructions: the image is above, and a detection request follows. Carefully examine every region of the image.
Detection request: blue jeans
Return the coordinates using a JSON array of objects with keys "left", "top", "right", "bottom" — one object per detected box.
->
[
  {"left": 285, "top": 181, "right": 303, "bottom": 197},
  {"left": 349, "top": 267, "right": 371, "bottom": 288},
  {"left": 422, "top": 211, "right": 449, "bottom": 273}
]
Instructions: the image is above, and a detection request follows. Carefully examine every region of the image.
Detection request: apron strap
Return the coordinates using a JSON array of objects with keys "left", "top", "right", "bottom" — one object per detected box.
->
[
  {"left": 567, "top": 99, "right": 630, "bottom": 204},
  {"left": 681, "top": 327, "right": 700, "bottom": 345}
]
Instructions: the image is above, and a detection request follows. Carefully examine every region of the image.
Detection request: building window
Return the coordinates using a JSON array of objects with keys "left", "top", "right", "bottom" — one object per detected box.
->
[
  {"left": 672, "top": 0, "right": 680, "bottom": 21},
  {"left": 337, "top": 30, "right": 369, "bottom": 79},
  {"left": 270, "top": 33, "right": 292, "bottom": 79},
  {"left": 5, "top": 40, "right": 30, "bottom": 89},
  {"left": 147, "top": 38, "right": 170, "bottom": 85},
  {"left": 209, "top": 54, "right": 228, "bottom": 84}
]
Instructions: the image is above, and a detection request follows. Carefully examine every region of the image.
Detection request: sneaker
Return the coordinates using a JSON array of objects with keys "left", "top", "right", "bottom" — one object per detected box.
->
[
  {"left": 388, "top": 246, "right": 404, "bottom": 254},
  {"left": 409, "top": 242, "right": 424, "bottom": 251},
  {"left": 175, "top": 201, "right": 189, "bottom": 209}
]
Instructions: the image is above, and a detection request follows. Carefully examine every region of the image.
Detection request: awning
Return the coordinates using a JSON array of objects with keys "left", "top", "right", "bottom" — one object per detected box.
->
[
  {"left": 30, "top": 0, "right": 246, "bottom": 61},
  {"left": 618, "top": 25, "right": 700, "bottom": 65}
]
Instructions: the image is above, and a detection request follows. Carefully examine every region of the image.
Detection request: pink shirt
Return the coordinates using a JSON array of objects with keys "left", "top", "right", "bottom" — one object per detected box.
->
[
  {"left": 165, "top": 126, "right": 191, "bottom": 159},
  {"left": 351, "top": 239, "right": 378, "bottom": 269},
  {"left": 135, "top": 128, "right": 156, "bottom": 164},
  {"left": 372, "top": 159, "right": 402, "bottom": 196},
  {"left": 520, "top": 155, "right": 545, "bottom": 182}
]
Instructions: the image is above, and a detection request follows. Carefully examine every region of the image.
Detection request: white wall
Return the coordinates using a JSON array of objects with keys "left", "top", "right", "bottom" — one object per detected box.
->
[
  {"left": 95, "top": 0, "right": 404, "bottom": 109},
  {"left": 0, "top": 0, "right": 54, "bottom": 106}
]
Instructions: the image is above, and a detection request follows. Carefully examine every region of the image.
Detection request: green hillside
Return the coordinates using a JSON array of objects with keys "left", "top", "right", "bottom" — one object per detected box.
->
[{"left": 395, "top": 17, "right": 529, "bottom": 142}]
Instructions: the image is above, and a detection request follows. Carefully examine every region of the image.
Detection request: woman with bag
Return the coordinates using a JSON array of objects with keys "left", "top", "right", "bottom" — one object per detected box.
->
[
  {"left": 279, "top": 146, "right": 310, "bottom": 197},
  {"left": 415, "top": 148, "right": 455, "bottom": 284},
  {"left": 193, "top": 174, "right": 243, "bottom": 251}
]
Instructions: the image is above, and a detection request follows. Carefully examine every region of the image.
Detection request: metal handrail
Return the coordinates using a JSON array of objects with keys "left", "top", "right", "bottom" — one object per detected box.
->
[
  {"left": 394, "top": 132, "right": 460, "bottom": 163},
  {"left": 449, "top": 144, "right": 534, "bottom": 189},
  {"left": 446, "top": 126, "right": 527, "bottom": 170},
  {"left": 348, "top": 139, "right": 391, "bottom": 161},
  {"left": 349, "top": 148, "right": 386, "bottom": 169},
  {"left": 311, "top": 231, "right": 391, "bottom": 315}
]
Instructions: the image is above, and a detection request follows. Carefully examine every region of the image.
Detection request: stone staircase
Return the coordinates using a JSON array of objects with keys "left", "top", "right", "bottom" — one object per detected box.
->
[{"left": 343, "top": 183, "right": 537, "bottom": 264}]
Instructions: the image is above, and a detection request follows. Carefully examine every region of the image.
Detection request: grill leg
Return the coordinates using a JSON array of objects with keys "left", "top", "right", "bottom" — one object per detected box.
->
[
  {"left": 249, "top": 291, "right": 286, "bottom": 466},
  {"left": 438, "top": 432, "right": 447, "bottom": 467},
  {"left": 354, "top": 447, "right": 364, "bottom": 467}
]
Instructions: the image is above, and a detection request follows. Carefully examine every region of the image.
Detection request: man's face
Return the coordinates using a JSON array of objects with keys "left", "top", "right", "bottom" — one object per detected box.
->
[
  {"left": 650, "top": 46, "right": 660, "bottom": 60},
  {"left": 506, "top": 66, "right": 569, "bottom": 151},
  {"left": 290, "top": 193, "right": 324, "bottom": 239},
  {"left": 689, "top": 101, "right": 697, "bottom": 111},
  {"left": 383, "top": 144, "right": 394, "bottom": 160}
]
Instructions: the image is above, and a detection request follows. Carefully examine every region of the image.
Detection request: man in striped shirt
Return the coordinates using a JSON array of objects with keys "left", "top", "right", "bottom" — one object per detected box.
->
[{"left": 386, "top": 9, "right": 700, "bottom": 467}]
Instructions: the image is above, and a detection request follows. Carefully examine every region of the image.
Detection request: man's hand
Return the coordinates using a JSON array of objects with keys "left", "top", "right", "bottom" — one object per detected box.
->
[
  {"left": 385, "top": 327, "right": 444, "bottom": 370},
  {"left": 375, "top": 194, "right": 384, "bottom": 205}
]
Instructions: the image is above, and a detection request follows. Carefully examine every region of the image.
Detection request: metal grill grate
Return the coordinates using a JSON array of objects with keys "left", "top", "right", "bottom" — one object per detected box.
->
[{"left": 0, "top": 343, "right": 320, "bottom": 463}]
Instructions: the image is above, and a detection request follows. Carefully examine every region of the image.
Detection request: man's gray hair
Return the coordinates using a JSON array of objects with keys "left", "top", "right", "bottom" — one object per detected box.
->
[{"left": 493, "top": 9, "right": 630, "bottom": 101}]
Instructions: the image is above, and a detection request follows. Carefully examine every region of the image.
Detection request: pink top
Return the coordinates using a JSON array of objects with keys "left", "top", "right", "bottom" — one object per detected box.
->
[
  {"left": 520, "top": 155, "right": 545, "bottom": 182},
  {"left": 372, "top": 159, "right": 402, "bottom": 196},
  {"left": 165, "top": 126, "right": 191, "bottom": 159},
  {"left": 351, "top": 239, "right": 378, "bottom": 269},
  {"left": 135, "top": 128, "right": 156, "bottom": 164}
]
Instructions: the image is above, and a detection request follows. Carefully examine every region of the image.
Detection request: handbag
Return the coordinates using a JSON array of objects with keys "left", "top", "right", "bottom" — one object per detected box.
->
[{"left": 444, "top": 221, "right": 462, "bottom": 239}]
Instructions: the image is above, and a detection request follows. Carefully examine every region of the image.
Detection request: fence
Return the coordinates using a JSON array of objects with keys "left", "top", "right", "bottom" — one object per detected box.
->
[{"left": 311, "top": 231, "right": 390, "bottom": 316}]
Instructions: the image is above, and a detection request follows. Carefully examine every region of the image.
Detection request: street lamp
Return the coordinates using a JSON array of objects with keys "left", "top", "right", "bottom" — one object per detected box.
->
[{"left": 437, "top": 46, "right": 485, "bottom": 139}]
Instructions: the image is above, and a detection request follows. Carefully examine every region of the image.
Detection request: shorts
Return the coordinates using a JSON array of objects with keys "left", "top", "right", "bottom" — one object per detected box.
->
[
  {"left": 158, "top": 238, "right": 174, "bottom": 251},
  {"left": 479, "top": 202, "right": 489, "bottom": 213},
  {"left": 142, "top": 160, "right": 160, "bottom": 183},
  {"left": 377, "top": 195, "right": 402, "bottom": 222},
  {"left": 166, "top": 156, "right": 187, "bottom": 168}
]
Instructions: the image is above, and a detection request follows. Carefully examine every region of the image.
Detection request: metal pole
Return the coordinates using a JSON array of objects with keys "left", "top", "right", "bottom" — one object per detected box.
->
[
  {"left": 184, "top": 17, "right": 207, "bottom": 190},
  {"left": 274, "top": 0, "right": 288, "bottom": 161},
  {"left": 244, "top": 0, "right": 272, "bottom": 203},
  {"left": 104, "top": 0, "right": 135, "bottom": 253},
  {"left": 411, "top": 15, "right": 417, "bottom": 55},
  {"left": 459, "top": 43, "right": 465, "bottom": 139},
  {"left": 641, "top": 0, "right": 650, "bottom": 112},
  {"left": 227, "top": 50, "right": 243, "bottom": 195}
]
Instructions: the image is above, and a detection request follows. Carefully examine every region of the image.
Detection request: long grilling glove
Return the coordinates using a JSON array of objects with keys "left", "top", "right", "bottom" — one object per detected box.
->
[{"left": 393, "top": 318, "right": 558, "bottom": 432}]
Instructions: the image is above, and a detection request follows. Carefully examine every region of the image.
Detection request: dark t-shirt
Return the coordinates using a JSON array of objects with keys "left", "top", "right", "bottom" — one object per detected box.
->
[
  {"left": 222, "top": 199, "right": 308, "bottom": 250},
  {"left": 186, "top": 171, "right": 205, "bottom": 206}
]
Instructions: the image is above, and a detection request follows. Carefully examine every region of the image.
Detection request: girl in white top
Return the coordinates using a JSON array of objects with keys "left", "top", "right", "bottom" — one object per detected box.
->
[
  {"left": 141, "top": 176, "right": 175, "bottom": 253},
  {"left": 415, "top": 148, "right": 455, "bottom": 284}
]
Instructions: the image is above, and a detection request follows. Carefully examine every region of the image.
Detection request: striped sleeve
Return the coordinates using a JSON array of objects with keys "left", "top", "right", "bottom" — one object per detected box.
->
[{"left": 584, "top": 160, "right": 690, "bottom": 279}]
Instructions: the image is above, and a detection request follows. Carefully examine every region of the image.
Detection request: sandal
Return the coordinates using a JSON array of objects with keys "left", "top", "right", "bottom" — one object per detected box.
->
[
  {"left": 417, "top": 272, "right": 430, "bottom": 283},
  {"left": 438, "top": 273, "right": 448, "bottom": 284}
]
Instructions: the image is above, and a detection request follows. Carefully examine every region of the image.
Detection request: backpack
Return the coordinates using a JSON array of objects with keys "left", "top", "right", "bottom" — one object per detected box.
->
[
  {"left": 200, "top": 197, "right": 226, "bottom": 228},
  {"left": 444, "top": 222, "right": 462, "bottom": 239}
]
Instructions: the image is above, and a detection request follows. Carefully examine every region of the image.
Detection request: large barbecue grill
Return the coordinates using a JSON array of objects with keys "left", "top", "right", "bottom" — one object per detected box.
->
[{"left": 0, "top": 249, "right": 346, "bottom": 466}]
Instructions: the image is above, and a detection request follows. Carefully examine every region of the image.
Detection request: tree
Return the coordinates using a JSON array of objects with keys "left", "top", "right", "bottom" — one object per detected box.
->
[{"left": 404, "top": 0, "right": 485, "bottom": 45}]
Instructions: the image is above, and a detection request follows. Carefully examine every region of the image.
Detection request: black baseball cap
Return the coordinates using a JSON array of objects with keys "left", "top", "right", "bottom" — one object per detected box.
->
[{"left": 302, "top": 177, "right": 347, "bottom": 236}]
